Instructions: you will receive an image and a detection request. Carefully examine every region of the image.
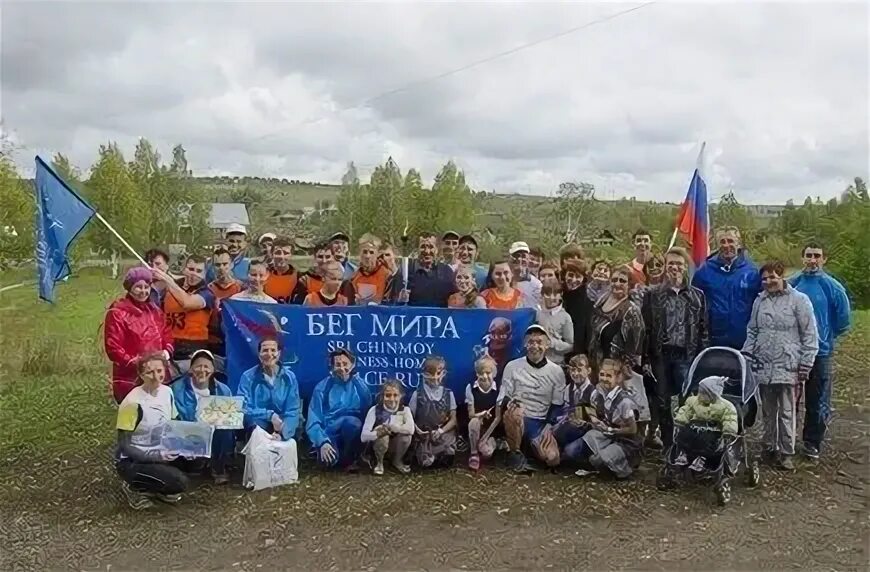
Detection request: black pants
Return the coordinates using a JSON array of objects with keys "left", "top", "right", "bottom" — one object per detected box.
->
[
  {"left": 652, "top": 349, "right": 692, "bottom": 449},
  {"left": 117, "top": 459, "right": 189, "bottom": 495}
]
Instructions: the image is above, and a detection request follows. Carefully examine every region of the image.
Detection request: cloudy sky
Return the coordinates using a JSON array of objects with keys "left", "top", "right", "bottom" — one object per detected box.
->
[{"left": 3, "top": 1, "right": 867, "bottom": 204}]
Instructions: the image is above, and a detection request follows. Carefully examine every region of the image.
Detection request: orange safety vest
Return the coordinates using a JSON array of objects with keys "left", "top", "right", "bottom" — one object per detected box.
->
[
  {"left": 265, "top": 265, "right": 299, "bottom": 303},
  {"left": 304, "top": 273, "right": 324, "bottom": 295},
  {"left": 481, "top": 288, "right": 522, "bottom": 310},
  {"left": 163, "top": 283, "right": 211, "bottom": 341},
  {"left": 207, "top": 280, "right": 243, "bottom": 344},
  {"left": 351, "top": 266, "right": 390, "bottom": 304},
  {"left": 303, "top": 291, "right": 348, "bottom": 307}
]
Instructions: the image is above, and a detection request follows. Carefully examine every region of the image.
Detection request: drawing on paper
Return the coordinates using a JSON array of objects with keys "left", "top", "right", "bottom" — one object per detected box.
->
[{"left": 196, "top": 396, "right": 244, "bottom": 429}]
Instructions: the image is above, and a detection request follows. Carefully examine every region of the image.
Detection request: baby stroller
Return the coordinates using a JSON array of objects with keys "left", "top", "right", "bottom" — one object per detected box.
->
[{"left": 657, "top": 347, "right": 760, "bottom": 505}]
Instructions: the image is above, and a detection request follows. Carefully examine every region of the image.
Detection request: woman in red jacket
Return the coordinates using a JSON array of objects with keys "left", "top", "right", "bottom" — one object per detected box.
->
[{"left": 104, "top": 267, "right": 174, "bottom": 403}]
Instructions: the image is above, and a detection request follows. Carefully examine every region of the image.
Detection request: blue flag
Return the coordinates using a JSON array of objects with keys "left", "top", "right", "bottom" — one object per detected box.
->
[
  {"left": 34, "top": 156, "right": 96, "bottom": 302},
  {"left": 221, "top": 301, "right": 536, "bottom": 401}
]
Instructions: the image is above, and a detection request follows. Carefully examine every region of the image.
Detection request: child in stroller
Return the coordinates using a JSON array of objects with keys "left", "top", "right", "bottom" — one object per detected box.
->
[{"left": 672, "top": 376, "right": 739, "bottom": 473}]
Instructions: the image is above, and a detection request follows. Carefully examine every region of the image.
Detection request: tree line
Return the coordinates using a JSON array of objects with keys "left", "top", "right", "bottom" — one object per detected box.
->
[{"left": 0, "top": 139, "right": 866, "bottom": 307}]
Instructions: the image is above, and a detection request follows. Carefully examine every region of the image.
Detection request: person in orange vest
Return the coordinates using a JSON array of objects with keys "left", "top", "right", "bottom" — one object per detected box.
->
[
  {"left": 480, "top": 260, "right": 523, "bottom": 310},
  {"left": 628, "top": 228, "right": 653, "bottom": 286},
  {"left": 152, "top": 256, "right": 216, "bottom": 374},
  {"left": 265, "top": 236, "right": 307, "bottom": 304},
  {"left": 351, "top": 233, "right": 395, "bottom": 305},
  {"left": 304, "top": 261, "right": 349, "bottom": 307},
  {"left": 206, "top": 248, "right": 243, "bottom": 363},
  {"left": 300, "top": 242, "right": 356, "bottom": 304}
]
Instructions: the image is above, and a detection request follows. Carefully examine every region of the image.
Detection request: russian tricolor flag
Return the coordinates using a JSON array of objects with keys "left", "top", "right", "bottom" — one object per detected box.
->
[{"left": 673, "top": 142, "right": 710, "bottom": 266}]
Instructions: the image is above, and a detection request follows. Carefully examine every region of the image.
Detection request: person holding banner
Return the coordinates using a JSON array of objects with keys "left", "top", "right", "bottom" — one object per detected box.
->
[
  {"left": 237, "top": 337, "right": 301, "bottom": 443},
  {"left": 115, "top": 352, "right": 188, "bottom": 510},
  {"left": 329, "top": 231, "right": 358, "bottom": 280},
  {"left": 169, "top": 349, "right": 234, "bottom": 484},
  {"left": 207, "top": 248, "right": 244, "bottom": 363},
  {"left": 231, "top": 260, "right": 278, "bottom": 303},
  {"left": 481, "top": 261, "right": 523, "bottom": 310},
  {"left": 306, "top": 349, "right": 372, "bottom": 470},
  {"left": 447, "top": 266, "right": 487, "bottom": 309},
  {"left": 105, "top": 266, "right": 175, "bottom": 403},
  {"left": 377, "top": 241, "right": 405, "bottom": 304},
  {"left": 206, "top": 223, "right": 250, "bottom": 282},
  {"left": 498, "top": 325, "right": 566, "bottom": 471},
  {"left": 351, "top": 234, "right": 395, "bottom": 305},
  {"left": 300, "top": 243, "right": 357, "bottom": 304},
  {"left": 304, "top": 261, "right": 350, "bottom": 307},
  {"left": 264, "top": 236, "right": 306, "bottom": 304}
]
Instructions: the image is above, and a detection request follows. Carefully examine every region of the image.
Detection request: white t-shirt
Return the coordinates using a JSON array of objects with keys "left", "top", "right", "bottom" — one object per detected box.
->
[
  {"left": 497, "top": 357, "right": 565, "bottom": 419},
  {"left": 116, "top": 385, "right": 177, "bottom": 456}
]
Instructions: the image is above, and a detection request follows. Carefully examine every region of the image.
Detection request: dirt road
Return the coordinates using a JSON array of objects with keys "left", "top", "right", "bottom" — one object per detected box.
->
[{"left": 2, "top": 407, "right": 866, "bottom": 571}]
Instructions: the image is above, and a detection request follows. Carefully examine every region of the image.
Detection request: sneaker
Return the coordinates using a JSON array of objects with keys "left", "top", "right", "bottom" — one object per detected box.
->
[
  {"left": 674, "top": 452, "right": 689, "bottom": 466},
  {"left": 505, "top": 451, "right": 527, "bottom": 472},
  {"left": 121, "top": 482, "right": 154, "bottom": 510},
  {"left": 154, "top": 493, "right": 182, "bottom": 505},
  {"left": 420, "top": 453, "right": 435, "bottom": 468},
  {"left": 373, "top": 462, "right": 384, "bottom": 476},
  {"left": 803, "top": 444, "right": 820, "bottom": 461},
  {"left": 574, "top": 468, "right": 596, "bottom": 477},
  {"left": 496, "top": 439, "right": 510, "bottom": 452},
  {"left": 778, "top": 455, "right": 795, "bottom": 471},
  {"left": 468, "top": 454, "right": 481, "bottom": 471},
  {"left": 455, "top": 435, "right": 469, "bottom": 453},
  {"left": 392, "top": 461, "right": 411, "bottom": 474},
  {"left": 689, "top": 457, "right": 706, "bottom": 472},
  {"left": 645, "top": 436, "right": 664, "bottom": 450}
]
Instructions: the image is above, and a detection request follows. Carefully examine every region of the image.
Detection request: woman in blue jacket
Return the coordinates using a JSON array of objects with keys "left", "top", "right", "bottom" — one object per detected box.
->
[
  {"left": 170, "top": 349, "right": 234, "bottom": 484},
  {"left": 692, "top": 227, "right": 762, "bottom": 349},
  {"left": 237, "top": 337, "right": 301, "bottom": 442},
  {"left": 306, "top": 349, "right": 372, "bottom": 470}
]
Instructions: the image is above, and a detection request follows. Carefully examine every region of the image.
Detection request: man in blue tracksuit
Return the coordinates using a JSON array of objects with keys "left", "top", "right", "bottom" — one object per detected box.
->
[
  {"left": 788, "top": 241, "right": 851, "bottom": 460},
  {"left": 691, "top": 227, "right": 762, "bottom": 349}
]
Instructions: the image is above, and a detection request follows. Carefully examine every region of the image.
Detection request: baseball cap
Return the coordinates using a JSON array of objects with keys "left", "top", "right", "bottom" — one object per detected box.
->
[
  {"left": 458, "top": 234, "right": 478, "bottom": 247},
  {"left": 442, "top": 230, "right": 460, "bottom": 240},
  {"left": 524, "top": 324, "right": 550, "bottom": 338},
  {"left": 329, "top": 231, "right": 350, "bottom": 242},
  {"left": 509, "top": 241, "right": 530, "bottom": 255},
  {"left": 225, "top": 223, "right": 247, "bottom": 236},
  {"left": 190, "top": 349, "right": 216, "bottom": 363},
  {"left": 258, "top": 232, "right": 277, "bottom": 244}
]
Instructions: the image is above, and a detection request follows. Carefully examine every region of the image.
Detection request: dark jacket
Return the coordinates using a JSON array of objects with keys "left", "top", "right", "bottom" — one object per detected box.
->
[
  {"left": 563, "top": 283, "right": 593, "bottom": 359},
  {"left": 642, "top": 282, "right": 709, "bottom": 360}
]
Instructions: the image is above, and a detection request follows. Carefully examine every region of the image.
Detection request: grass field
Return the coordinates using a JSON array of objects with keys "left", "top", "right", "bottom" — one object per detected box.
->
[{"left": 1, "top": 269, "right": 867, "bottom": 569}]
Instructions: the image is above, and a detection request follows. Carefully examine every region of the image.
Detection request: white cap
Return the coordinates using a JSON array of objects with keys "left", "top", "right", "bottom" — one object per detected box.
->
[
  {"left": 524, "top": 324, "right": 550, "bottom": 339},
  {"left": 225, "top": 223, "right": 247, "bottom": 236},
  {"left": 258, "top": 232, "right": 277, "bottom": 243},
  {"left": 509, "top": 241, "right": 530, "bottom": 255}
]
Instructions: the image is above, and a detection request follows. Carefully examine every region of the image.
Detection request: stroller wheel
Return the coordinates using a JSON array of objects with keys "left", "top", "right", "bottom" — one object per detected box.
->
[
  {"left": 745, "top": 462, "right": 761, "bottom": 487},
  {"left": 715, "top": 481, "right": 731, "bottom": 506}
]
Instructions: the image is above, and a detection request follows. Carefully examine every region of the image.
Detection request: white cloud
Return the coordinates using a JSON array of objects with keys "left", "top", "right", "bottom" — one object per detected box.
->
[{"left": 2, "top": 1, "right": 867, "bottom": 204}]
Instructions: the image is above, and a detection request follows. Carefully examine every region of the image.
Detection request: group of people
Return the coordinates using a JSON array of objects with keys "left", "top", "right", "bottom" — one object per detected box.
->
[{"left": 105, "top": 222, "right": 852, "bottom": 509}]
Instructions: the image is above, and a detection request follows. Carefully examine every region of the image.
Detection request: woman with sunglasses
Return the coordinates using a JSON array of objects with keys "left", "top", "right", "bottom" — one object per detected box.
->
[{"left": 588, "top": 265, "right": 645, "bottom": 378}]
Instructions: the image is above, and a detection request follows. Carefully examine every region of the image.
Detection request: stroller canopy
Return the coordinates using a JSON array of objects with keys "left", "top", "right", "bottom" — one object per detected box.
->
[{"left": 683, "top": 346, "right": 757, "bottom": 404}]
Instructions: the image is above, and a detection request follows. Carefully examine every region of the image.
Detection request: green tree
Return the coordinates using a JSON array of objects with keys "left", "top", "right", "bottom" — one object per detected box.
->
[
  {"left": 367, "top": 157, "right": 404, "bottom": 241},
  {"left": 711, "top": 191, "right": 755, "bottom": 247},
  {"left": 86, "top": 143, "right": 149, "bottom": 272},
  {"left": 335, "top": 161, "right": 368, "bottom": 241},
  {"left": 0, "top": 151, "right": 34, "bottom": 267},
  {"left": 429, "top": 160, "right": 476, "bottom": 234},
  {"left": 548, "top": 181, "right": 601, "bottom": 244}
]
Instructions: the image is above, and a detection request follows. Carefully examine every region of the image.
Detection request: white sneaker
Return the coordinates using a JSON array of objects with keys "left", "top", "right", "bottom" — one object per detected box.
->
[
  {"left": 373, "top": 462, "right": 384, "bottom": 476},
  {"left": 674, "top": 452, "right": 689, "bottom": 466},
  {"left": 689, "top": 457, "right": 706, "bottom": 472},
  {"left": 392, "top": 461, "right": 411, "bottom": 474},
  {"left": 574, "top": 469, "right": 596, "bottom": 477}
]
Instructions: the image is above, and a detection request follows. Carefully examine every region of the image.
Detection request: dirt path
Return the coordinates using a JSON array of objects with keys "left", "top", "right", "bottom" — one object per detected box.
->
[{"left": 2, "top": 408, "right": 867, "bottom": 571}]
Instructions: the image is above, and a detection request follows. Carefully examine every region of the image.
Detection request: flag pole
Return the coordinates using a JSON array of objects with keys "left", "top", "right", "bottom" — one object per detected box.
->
[
  {"left": 93, "top": 212, "right": 148, "bottom": 266},
  {"left": 667, "top": 226, "right": 679, "bottom": 250}
]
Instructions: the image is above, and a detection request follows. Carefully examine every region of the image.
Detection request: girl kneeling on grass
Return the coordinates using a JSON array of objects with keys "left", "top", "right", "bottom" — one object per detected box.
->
[
  {"left": 575, "top": 356, "right": 642, "bottom": 480},
  {"left": 465, "top": 356, "right": 501, "bottom": 470},
  {"left": 115, "top": 352, "right": 189, "bottom": 510},
  {"left": 361, "top": 380, "right": 415, "bottom": 475},
  {"left": 409, "top": 356, "right": 458, "bottom": 468}
]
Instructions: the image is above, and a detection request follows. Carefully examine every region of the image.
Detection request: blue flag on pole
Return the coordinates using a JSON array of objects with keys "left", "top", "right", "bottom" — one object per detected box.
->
[
  {"left": 221, "top": 301, "right": 536, "bottom": 401},
  {"left": 34, "top": 156, "right": 96, "bottom": 302}
]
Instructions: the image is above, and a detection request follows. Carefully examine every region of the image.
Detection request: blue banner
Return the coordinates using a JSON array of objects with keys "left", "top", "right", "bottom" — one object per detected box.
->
[{"left": 222, "top": 300, "right": 535, "bottom": 403}]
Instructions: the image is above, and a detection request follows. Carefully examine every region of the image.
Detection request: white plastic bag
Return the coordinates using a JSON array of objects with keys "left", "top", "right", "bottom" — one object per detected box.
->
[{"left": 241, "top": 427, "right": 298, "bottom": 491}]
